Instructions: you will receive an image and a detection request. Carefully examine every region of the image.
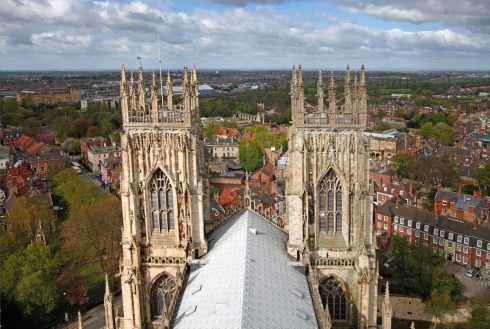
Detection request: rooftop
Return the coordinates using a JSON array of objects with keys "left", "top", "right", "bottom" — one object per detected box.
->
[{"left": 173, "top": 210, "right": 317, "bottom": 329}]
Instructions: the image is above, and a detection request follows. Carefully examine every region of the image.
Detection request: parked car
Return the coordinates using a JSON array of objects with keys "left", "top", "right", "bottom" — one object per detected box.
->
[{"left": 466, "top": 265, "right": 476, "bottom": 278}]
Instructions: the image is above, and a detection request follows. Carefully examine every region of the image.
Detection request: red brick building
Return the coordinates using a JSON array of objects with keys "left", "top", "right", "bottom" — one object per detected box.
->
[
  {"left": 434, "top": 188, "right": 488, "bottom": 223},
  {"left": 80, "top": 137, "right": 110, "bottom": 168},
  {"left": 376, "top": 199, "right": 490, "bottom": 270}
]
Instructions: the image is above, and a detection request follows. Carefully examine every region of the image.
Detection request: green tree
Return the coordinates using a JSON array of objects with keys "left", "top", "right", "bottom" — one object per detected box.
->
[
  {"left": 474, "top": 161, "right": 490, "bottom": 195},
  {"left": 420, "top": 122, "right": 434, "bottom": 139},
  {"left": 203, "top": 119, "right": 219, "bottom": 139},
  {"left": 238, "top": 139, "right": 263, "bottom": 172},
  {"left": 390, "top": 151, "right": 414, "bottom": 177},
  {"left": 0, "top": 241, "right": 61, "bottom": 315},
  {"left": 60, "top": 197, "right": 122, "bottom": 279},
  {"left": 468, "top": 295, "right": 490, "bottom": 329},
  {"left": 425, "top": 289, "right": 456, "bottom": 329},
  {"left": 432, "top": 112, "right": 447, "bottom": 124},
  {"left": 3, "top": 196, "right": 55, "bottom": 246}
]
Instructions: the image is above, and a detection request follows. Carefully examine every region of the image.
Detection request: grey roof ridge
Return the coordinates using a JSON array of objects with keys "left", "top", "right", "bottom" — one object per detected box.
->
[
  {"left": 244, "top": 207, "right": 289, "bottom": 234},
  {"left": 239, "top": 211, "right": 252, "bottom": 329}
]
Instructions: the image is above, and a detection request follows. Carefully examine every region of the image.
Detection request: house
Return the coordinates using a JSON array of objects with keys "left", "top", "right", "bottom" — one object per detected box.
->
[
  {"left": 216, "top": 127, "right": 240, "bottom": 140},
  {"left": 204, "top": 138, "right": 239, "bottom": 160},
  {"left": 365, "top": 129, "right": 415, "bottom": 161},
  {"left": 376, "top": 199, "right": 490, "bottom": 270},
  {"left": 434, "top": 188, "right": 488, "bottom": 223},
  {"left": 80, "top": 137, "right": 110, "bottom": 168},
  {"left": 86, "top": 144, "right": 121, "bottom": 173},
  {"left": 100, "top": 156, "right": 122, "bottom": 190}
]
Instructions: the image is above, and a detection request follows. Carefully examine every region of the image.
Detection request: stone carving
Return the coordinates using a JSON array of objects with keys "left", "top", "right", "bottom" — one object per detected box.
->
[{"left": 311, "top": 257, "right": 356, "bottom": 267}]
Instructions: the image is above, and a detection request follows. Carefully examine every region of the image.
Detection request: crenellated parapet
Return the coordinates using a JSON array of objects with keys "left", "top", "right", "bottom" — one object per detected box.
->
[
  {"left": 120, "top": 64, "right": 201, "bottom": 128},
  {"left": 290, "top": 64, "right": 367, "bottom": 128}
]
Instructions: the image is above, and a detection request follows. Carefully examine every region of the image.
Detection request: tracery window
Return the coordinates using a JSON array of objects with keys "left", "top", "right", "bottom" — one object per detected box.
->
[
  {"left": 319, "top": 276, "right": 347, "bottom": 321},
  {"left": 318, "top": 170, "right": 343, "bottom": 233},
  {"left": 150, "top": 169, "right": 175, "bottom": 231},
  {"left": 151, "top": 273, "right": 177, "bottom": 319}
]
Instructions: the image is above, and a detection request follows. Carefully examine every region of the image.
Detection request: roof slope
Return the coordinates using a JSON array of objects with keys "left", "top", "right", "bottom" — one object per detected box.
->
[{"left": 173, "top": 210, "right": 318, "bottom": 329}]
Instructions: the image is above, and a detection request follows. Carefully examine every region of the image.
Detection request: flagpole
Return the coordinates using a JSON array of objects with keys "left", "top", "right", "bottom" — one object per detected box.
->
[{"left": 157, "top": 33, "right": 164, "bottom": 107}]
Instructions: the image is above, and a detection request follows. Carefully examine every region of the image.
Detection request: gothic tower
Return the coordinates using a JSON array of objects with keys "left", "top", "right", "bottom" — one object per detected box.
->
[
  {"left": 119, "top": 64, "right": 209, "bottom": 329},
  {"left": 286, "top": 65, "right": 378, "bottom": 328}
]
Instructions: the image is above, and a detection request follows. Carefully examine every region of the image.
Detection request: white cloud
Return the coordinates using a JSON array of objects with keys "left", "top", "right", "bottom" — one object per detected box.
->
[
  {"left": 335, "top": 0, "right": 490, "bottom": 33},
  {"left": 0, "top": 0, "right": 488, "bottom": 70}
]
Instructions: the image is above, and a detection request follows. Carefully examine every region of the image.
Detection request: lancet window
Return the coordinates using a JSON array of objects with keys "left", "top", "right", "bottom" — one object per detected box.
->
[
  {"left": 150, "top": 169, "right": 175, "bottom": 231},
  {"left": 318, "top": 170, "right": 343, "bottom": 233},
  {"left": 319, "top": 276, "right": 347, "bottom": 321},
  {"left": 150, "top": 273, "right": 177, "bottom": 319}
]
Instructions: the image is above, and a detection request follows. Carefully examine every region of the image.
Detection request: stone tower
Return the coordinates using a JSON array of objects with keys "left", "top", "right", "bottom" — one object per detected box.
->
[
  {"left": 119, "top": 64, "right": 209, "bottom": 329},
  {"left": 286, "top": 65, "right": 378, "bottom": 328}
]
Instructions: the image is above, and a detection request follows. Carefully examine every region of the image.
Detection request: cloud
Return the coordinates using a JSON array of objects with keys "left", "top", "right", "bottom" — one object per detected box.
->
[
  {"left": 334, "top": 0, "right": 490, "bottom": 32},
  {"left": 0, "top": 0, "right": 488, "bottom": 70},
  {"left": 204, "top": 0, "right": 287, "bottom": 6}
]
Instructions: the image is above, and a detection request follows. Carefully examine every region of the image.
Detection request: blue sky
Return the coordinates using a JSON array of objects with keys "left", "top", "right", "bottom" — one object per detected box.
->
[{"left": 0, "top": 0, "right": 489, "bottom": 70}]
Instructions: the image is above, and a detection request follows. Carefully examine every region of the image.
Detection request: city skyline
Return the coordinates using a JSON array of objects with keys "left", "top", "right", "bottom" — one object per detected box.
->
[{"left": 0, "top": 0, "right": 489, "bottom": 71}]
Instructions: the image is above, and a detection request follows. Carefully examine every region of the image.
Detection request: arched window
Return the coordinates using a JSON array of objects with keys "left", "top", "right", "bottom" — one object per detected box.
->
[
  {"left": 151, "top": 273, "right": 177, "bottom": 319},
  {"left": 318, "top": 170, "right": 343, "bottom": 233},
  {"left": 319, "top": 276, "right": 347, "bottom": 321},
  {"left": 150, "top": 169, "right": 175, "bottom": 232}
]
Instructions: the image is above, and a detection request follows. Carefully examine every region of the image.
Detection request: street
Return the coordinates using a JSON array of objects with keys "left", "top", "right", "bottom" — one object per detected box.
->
[
  {"left": 65, "top": 295, "right": 123, "bottom": 329},
  {"left": 443, "top": 261, "right": 490, "bottom": 301}
]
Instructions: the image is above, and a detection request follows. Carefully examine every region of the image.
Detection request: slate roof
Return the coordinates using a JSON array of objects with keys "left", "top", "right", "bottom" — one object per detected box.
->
[
  {"left": 173, "top": 210, "right": 318, "bottom": 329},
  {"left": 377, "top": 201, "right": 490, "bottom": 244}
]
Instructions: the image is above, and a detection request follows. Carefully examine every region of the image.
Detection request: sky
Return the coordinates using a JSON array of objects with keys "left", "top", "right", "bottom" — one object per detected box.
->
[{"left": 0, "top": 0, "right": 489, "bottom": 71}]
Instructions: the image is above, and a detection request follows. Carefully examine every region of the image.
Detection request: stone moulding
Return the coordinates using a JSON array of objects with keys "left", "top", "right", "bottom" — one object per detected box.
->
[
  {"left": 311, "top": 257, "right": 356, "bottom": 267},
  {"left": 142, "top": 256, "right": 187, "bottom": 265}
]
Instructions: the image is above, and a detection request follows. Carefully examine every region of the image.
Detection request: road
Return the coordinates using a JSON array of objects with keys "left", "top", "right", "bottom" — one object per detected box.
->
[
  {"left": 443, "top": 261, "right": 490, "bottom": 301},
  {"left": 65, "top": 295, "right": 123, "bottom": 329}
]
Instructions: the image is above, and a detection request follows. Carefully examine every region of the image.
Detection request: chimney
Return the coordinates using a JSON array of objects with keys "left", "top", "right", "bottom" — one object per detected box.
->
[
  {"left": 395, "top": 198, "right": 400, "bottom": 209},
  {"left": 473, "top": 217, "right": 478, "bottom": 230},
  {"left": 437, "top": 184, "right": 442, "bottom": 192},
  {"left": 473, "top": 190, "right": 481, "bottom": 200},
  {"left": 458, "top": 187, "right": 461, "bottom": 198}
]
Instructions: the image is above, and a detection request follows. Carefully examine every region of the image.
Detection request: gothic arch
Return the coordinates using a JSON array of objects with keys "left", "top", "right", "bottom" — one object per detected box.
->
[
  {"left": 318, "top": 275, "right": 350, "bottom": 322},
  {"left": 149, "top": 272, "right": 177, "bottom": 319},
  {"left": 317, "top": 167, "right": 346, "bottom": 234},
  {"left": 147, "top": 167, "right": 176, "bottom": 232}
]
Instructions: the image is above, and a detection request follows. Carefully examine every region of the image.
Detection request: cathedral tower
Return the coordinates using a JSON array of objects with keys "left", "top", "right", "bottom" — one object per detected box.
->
[
  {"left": 119, "top": 64, "right": 209, "bottom": 329},
  {"left": 287, "top": 65, "right": 377, "bottom": 328}
]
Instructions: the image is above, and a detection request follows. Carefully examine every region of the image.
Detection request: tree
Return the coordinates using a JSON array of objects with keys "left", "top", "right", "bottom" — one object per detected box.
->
[
  {"left": 85, "top": 125, "right": 101, "bottom": 137},
  {"left": 474, "top": 161, "right": 490, "bottom": 195},
  {"left": 3, "top": 196, "right": 55, "bottom": 246},
  {"left": 432, "top": 112, "right": 447, "bottom": 124},
  {"left": 0, "top": 241, "right": 61, "bottom": 315},
  {"left": 57, "top": 269, "right": 89, "bottom": 306},
  {"left": 390, "top": 151, "right": 414, "bottom": 177},
  {"left": 420, "top": 122, "right": 434, "bottom": 139},
  {"left": 238, "top": 139, "right": 263, "bottom": 172},
  {"left": 425, "top": 289, "right": 456, "bottom": 329},
  {"left": 477, "top": 268, "right": 490, "bottom": 289},
  {"left": 386, "top": 235, "right": 446, "bottom": 299},
  {"left": 60, "top": 197, "right": 122, "bottom": 279},
  {"left": 203, "top": 119, "right": 218, "bottom": 139},
  {"left": 468, "top": 295, "right": 490, "bottom": 329}
]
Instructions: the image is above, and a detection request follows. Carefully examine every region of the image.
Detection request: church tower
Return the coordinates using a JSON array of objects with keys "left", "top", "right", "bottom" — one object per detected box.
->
[
  {"left": 286, "top": 65, "right": 377, "bottom": 328},
  {"left": 119, "top": 64, "right": 209, "bottom": 329}
]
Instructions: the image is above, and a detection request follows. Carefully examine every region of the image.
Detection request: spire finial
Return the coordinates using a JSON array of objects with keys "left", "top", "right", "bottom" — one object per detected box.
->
[
  {"left": 360, "top": 64, "right": 366, "bottom": 86},
  {"left": 78, "top": 311, "right": 83, "bottom": 329},
  {"left": 411, "top": 322, "right": 415, "bottom": 329},
  {"left": 297, "top": 64, "right": 303, "bottom": 84},
  {"left": 384, "top": 281, "right": 390, "bottom": 301}
]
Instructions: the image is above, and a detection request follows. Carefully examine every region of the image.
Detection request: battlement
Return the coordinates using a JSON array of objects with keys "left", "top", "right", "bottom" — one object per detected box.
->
[
  {"left": 120, "top": 64, "right": 200, "bottom": 128},
  {"left": 291, "top": 64, "right": 367, "bottom": 129}
]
